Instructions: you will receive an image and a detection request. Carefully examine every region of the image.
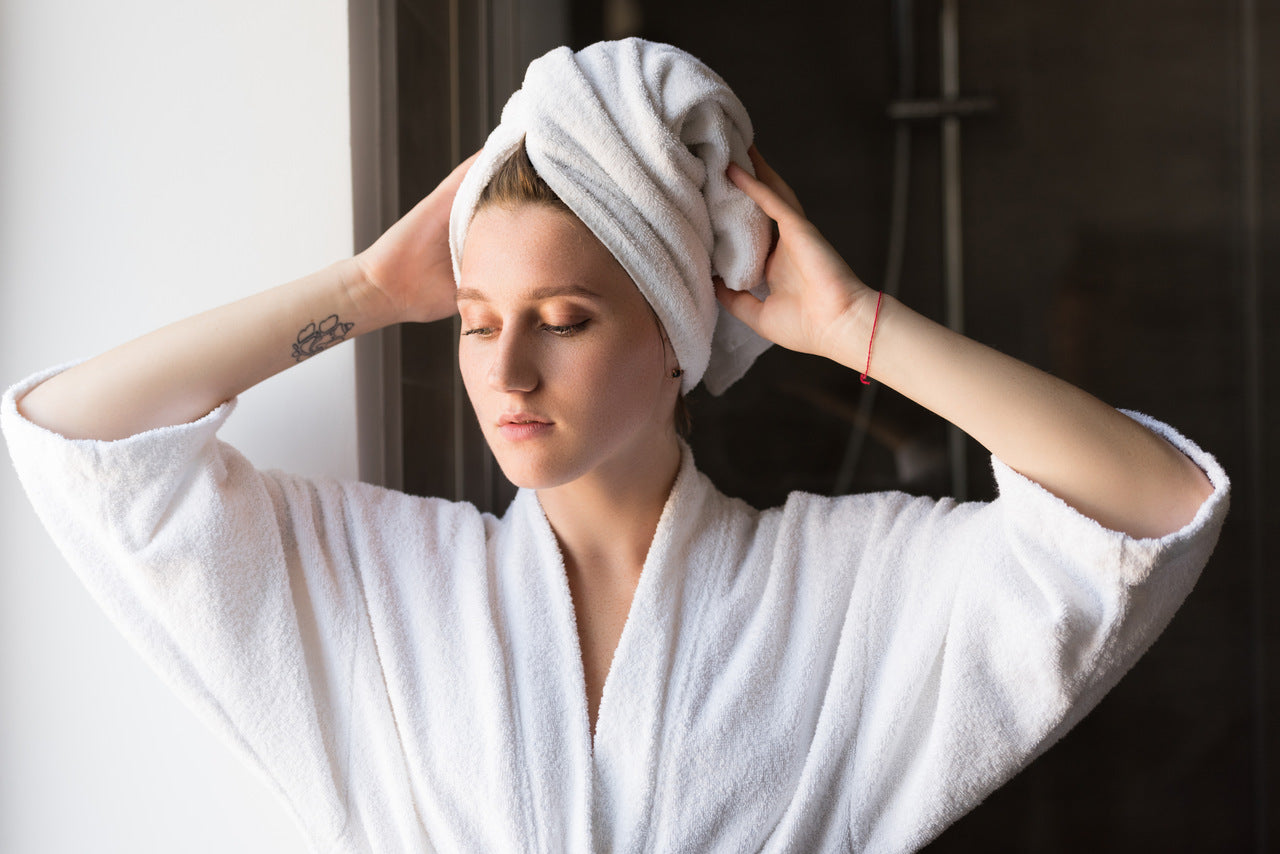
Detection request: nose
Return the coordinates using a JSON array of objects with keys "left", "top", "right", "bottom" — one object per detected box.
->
[{"left": 487, "top": 328, "right": 539, "bottom": 393}]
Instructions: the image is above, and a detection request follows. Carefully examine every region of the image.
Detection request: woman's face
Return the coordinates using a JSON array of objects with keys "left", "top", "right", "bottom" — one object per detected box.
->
[{"left": 457, "top": 203, "right": 679, "bottom": 490}]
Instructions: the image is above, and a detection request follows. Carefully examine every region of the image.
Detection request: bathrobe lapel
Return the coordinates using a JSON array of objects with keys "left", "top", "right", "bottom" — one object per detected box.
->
[
  {"left": 496, "top": 488, "right": 593, "bottom": 851},
  {"left": 509, "top": 442, "right": 714, "bottom": 852}
]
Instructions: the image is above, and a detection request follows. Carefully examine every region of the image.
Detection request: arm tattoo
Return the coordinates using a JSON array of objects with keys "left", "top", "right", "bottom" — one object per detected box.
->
[{"left": 292, "top": 314, "right": 354, "bottom": 362}]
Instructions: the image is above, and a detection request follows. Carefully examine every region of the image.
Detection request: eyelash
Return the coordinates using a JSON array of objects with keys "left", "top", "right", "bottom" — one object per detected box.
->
[
  {"left": 462, "top": 320, "right": 590, "bottom": 338},
  {"left": 544, "top": 320, "right": 589, "bottom": 336}
]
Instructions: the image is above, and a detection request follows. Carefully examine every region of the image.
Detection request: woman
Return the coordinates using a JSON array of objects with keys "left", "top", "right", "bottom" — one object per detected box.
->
[{"left": 4, "top": 39, "right": 1226, "bottom": 853}]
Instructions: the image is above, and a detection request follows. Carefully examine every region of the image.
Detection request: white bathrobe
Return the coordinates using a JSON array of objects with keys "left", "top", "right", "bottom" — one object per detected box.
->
[{"left": 2, "top": 366, "right": 1229, "bottom": 853}]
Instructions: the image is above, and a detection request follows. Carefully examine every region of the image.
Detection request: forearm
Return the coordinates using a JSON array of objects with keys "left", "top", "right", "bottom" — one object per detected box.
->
[
  {"left": 18, "top": 257, "right": 396, "bottom": 440},
  {"left": 835, "top": 294, "right": 1213, "bottom": 538}
]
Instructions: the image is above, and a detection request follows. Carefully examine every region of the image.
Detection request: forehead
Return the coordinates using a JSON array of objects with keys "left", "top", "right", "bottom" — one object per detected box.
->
[{"left": 458, "top": 204, "right": 638, "bottom": 303}]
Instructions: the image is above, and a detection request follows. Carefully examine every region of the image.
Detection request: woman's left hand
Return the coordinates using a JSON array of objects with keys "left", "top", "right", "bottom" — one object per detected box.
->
[
  {"left": 716, "top": 146, "right": 878, "bottom": 362},
  {"left": 722, "top": 153, "right": 1213, "bottom": 539}
]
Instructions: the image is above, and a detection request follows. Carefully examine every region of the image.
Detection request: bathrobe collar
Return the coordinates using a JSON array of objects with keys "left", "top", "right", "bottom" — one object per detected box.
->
[{"left": 503, "top": 439, "right": 722, "bottom": 848}]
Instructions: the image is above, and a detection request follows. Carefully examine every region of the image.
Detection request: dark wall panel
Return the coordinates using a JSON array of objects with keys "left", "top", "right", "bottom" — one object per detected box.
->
[
  {"left": 564, "top": 1, "right": 1272, "bottom": 850},
  {"left": 396, "top": 0, "right": 1274, "bottom": 848}
]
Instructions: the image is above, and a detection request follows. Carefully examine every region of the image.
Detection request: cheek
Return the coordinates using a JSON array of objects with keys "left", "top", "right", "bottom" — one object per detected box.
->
[
  {"left": 567, "top": 332, "right": 665, "bottom": 422},
  {"left": 457, "top": 347, "right": 488, "bottom": 412}
]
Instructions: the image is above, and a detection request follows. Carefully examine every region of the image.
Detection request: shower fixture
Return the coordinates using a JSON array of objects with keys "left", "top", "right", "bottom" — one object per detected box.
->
[{"left": 834, "top": 0, "right": 996, "bottom": 500}]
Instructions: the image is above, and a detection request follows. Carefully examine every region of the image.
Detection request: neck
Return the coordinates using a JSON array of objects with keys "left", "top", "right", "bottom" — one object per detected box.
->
[{"left": 535, "top": 434, "right": 682, "bottom": 588}]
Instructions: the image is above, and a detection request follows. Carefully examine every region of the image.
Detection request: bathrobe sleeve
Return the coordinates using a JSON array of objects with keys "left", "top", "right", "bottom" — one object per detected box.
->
[
  {"left": 823, "top": 411, "right": 1229, "bottom": 851},
  {"left": 0, "top": 365, "right": 427, "bottom": 848}
]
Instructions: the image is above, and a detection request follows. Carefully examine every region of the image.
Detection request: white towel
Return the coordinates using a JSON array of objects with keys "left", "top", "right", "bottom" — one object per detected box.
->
[{"left": 449, "top": 38, "right": 773, "bottom": 395}]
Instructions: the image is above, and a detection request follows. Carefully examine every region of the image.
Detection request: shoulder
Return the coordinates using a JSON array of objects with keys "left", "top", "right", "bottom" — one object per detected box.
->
[
  {"left": 260, "top": 469, "right": 502, "bottom": 574},
  {"left": 704, "top": 480, "right": 1001, "bottom": 601},
  {"left": 685, "top": 468, "right": 935, "bottom": 572},
  {"left": 760, "top": 484, "right": 960, "bottom": 546}
]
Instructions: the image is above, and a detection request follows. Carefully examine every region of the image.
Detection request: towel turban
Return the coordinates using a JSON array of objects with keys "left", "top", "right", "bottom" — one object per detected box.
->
[{"left": 449, "top": 38, "right": 773, "bottom": 395}]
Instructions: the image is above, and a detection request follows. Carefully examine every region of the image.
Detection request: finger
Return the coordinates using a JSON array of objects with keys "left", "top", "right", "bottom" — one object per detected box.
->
[
  {"left": 727, "top": 160, "right": 803, "bottom": 226},
  {"left": 439, "top": 150, "right": 482, "bottom": 192},
  {"left": 410, "top": 151, "right": 482, "bottom": 223},
  {"left": 714, "top": 278, "right": 766, "bottom": 331},
  {"left": 746, "top": 145, "right": 805, "bottom": 217}
]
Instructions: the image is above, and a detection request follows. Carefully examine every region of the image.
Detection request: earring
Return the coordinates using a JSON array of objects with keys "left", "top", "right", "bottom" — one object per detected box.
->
[{"left": 671, "top": 367, "right": 684, "bottom": 379}]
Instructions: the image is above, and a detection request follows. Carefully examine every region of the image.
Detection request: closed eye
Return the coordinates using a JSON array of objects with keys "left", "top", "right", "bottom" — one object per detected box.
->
[
  {"left": 543, "top": 320, "right": 590, "bottom": 336},
  {"left": 461, "top": 320, "right": 590, "bottom": 338}
]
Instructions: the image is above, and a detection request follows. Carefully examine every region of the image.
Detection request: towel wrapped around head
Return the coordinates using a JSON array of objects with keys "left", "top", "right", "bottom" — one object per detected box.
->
[{"left": 449, "top": 38, "right": 773, "bottom": 395}]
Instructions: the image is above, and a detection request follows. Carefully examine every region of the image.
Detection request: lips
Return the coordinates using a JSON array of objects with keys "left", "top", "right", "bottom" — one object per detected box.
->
[
  {"left": 498, "top": 412, "right": 552, "bottom": 427},
  {"left": 497, "top": 412, "right": 554, "bottom": 441}
]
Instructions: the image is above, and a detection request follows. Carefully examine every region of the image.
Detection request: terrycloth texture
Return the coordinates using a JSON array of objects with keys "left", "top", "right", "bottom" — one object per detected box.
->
[
  {"left": 3, "top": 365, "right": 1229, "bottom": 853},
  {"left": 449, "top": 38, "right": 774, "bottom": 395}
]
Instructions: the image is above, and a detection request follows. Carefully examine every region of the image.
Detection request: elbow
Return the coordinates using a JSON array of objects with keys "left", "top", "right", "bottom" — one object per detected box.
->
[
  {"left": 1130, "top": 449, "right": 1216, "bottom": 540},
  {"left": 1075, "top": 448, "right": 1217, "bottom": 541},
  {"left": 1172, "top": 452, "right": 1216, "bottom": 528}
]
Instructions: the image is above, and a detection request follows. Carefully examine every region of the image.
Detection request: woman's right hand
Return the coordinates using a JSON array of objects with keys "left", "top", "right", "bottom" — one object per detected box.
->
[{"left": 353, "top": 151, "right": 480, "bottom": 324}]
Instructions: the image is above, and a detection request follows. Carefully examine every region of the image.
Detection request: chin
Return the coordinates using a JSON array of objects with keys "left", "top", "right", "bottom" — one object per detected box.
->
[{"left": 488, "top": 446, "right": 584, "bottom": 492}]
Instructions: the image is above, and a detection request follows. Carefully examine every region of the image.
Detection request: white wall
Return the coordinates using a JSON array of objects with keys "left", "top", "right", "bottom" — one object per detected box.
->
[{"left": 0, "top": 2, "right": 354, "bottom": 851}]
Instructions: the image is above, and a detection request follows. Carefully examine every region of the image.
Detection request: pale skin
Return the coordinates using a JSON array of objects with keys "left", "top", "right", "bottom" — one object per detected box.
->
[{"left": 17, "top": 146, "right": 1213, "bottom": 737}]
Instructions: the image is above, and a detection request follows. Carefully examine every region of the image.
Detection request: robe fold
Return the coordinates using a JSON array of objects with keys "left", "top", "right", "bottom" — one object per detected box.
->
[{"left": 2, "top": 365, "right": 1229, "bottom": 853}]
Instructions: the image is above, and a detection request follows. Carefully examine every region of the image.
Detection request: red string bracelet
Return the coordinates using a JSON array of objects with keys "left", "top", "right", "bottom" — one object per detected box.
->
[{"left": 860, "top": 290, "right": 884, "bottom": 385}]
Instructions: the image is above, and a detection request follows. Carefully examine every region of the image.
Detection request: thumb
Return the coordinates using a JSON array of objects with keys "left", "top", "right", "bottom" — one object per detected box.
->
[{"left": 715, "top": 277, "right": 766, "bottom": 332}]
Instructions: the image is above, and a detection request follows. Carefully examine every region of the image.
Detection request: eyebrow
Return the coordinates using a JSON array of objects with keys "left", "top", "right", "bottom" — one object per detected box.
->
[{"left": 455, "top": 284, "right": 603, "bottom": 303}]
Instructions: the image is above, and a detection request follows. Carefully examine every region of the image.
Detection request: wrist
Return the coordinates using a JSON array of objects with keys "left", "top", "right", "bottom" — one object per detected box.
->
[
  {"left": 337, "top": 256, "right": 400, "bottom": 330},
  {"left": 826, "top": 287, "right": 890, "bottom": 375}
]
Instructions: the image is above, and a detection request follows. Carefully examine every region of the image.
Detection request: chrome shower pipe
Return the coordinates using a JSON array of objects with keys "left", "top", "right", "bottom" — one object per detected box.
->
[
  {"left": 832, "top": 0, "right": 915, "bottom": 495},
  {"left": 836, "top": 0, "right": 995, "bottom": 498}
]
